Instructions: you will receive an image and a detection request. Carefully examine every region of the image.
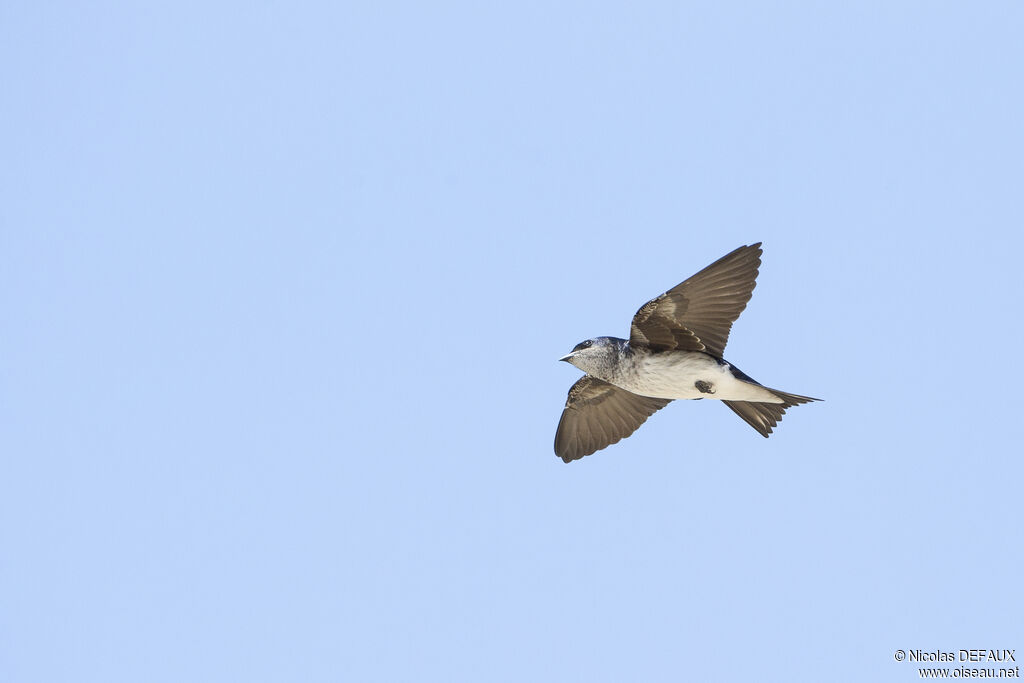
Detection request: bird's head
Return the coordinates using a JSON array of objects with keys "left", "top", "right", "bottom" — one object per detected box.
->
[{"left": 559, "top": 337, "right": 621, "bottom": 376}]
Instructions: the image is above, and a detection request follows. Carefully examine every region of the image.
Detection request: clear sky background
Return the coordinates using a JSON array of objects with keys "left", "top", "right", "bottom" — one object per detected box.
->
[{"left": 3, "top": 2, "right": 1022, "bottom": 682}]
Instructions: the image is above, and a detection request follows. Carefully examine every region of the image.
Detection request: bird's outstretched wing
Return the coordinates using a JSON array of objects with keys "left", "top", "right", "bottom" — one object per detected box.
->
[
  {"left": 630, "top": 243, "right": 762, "bottom": 358},
  {"left": 554, "top": 376, "right": 672, "bottom": 463}
]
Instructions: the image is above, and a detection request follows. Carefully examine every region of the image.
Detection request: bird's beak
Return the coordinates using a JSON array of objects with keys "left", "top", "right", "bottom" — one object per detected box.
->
[{"left": 559, "top": 352, "right": 574, "bottom": 363}]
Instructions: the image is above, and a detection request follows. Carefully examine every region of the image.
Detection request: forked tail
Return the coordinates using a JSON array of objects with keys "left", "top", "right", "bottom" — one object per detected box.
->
[{"left": 723, "top": 388, "right": 820, "bottom": 438}]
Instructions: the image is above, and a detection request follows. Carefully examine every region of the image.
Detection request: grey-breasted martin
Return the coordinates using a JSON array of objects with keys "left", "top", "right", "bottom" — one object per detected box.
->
[{"left": 554, "top": 243, "right": 819, "bottom": 463}]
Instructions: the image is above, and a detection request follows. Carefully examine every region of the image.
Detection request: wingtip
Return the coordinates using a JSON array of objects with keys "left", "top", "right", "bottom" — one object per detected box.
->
[{"left": 554, "top": 446, "right": 582, "bottom": 463}]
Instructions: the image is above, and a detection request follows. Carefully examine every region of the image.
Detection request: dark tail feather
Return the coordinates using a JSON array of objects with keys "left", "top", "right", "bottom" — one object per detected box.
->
[{"left": 723, "top": 389, "right": 820, "bottom": 438}]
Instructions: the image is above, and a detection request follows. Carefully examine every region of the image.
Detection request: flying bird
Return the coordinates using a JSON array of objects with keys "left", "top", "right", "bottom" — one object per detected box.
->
[{"left": 554, "top": 243, "right": 819, "bottom": 463}]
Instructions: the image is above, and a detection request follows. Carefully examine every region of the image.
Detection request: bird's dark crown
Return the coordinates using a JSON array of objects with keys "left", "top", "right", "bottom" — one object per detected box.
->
[{"left": 571, "top": 336, "right": 624, "bottom": 353}]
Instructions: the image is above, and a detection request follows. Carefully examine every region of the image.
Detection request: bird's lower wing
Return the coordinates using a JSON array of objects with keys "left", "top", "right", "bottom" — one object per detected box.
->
[{"left": 555, "top": 376, "right": 672, "bottom": 463}]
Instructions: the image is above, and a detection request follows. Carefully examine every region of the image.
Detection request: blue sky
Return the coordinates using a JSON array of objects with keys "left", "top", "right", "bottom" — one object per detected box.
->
[{"left": 3, "top": 2, "right": 1023, "bottom": 681}]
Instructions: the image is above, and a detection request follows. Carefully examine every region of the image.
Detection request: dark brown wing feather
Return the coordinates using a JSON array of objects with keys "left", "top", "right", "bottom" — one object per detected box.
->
[
  {"left": 630, "top": 243, "right": 762, "bottom": 357},
  {"left": 554, "top": 376, "right": 672, "bottom": 463}
]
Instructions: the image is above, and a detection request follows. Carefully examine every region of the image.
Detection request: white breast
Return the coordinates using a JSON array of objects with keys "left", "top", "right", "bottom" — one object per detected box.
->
[{"left": 613, "top": 352, "right": 783, "bottom": 403}]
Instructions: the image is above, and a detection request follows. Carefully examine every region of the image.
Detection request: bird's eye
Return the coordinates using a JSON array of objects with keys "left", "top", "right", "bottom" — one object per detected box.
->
[
  {"left": 583, "top": 340, "right": 592, "bottom": 347},
  {"left": 573, "top": 339, "right": 593, "bottom": 352}
]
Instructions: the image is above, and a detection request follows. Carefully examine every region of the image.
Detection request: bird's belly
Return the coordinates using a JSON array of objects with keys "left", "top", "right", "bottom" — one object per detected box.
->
[{"left": 613, "top": 353, "right": 782, "bottom": 402}]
